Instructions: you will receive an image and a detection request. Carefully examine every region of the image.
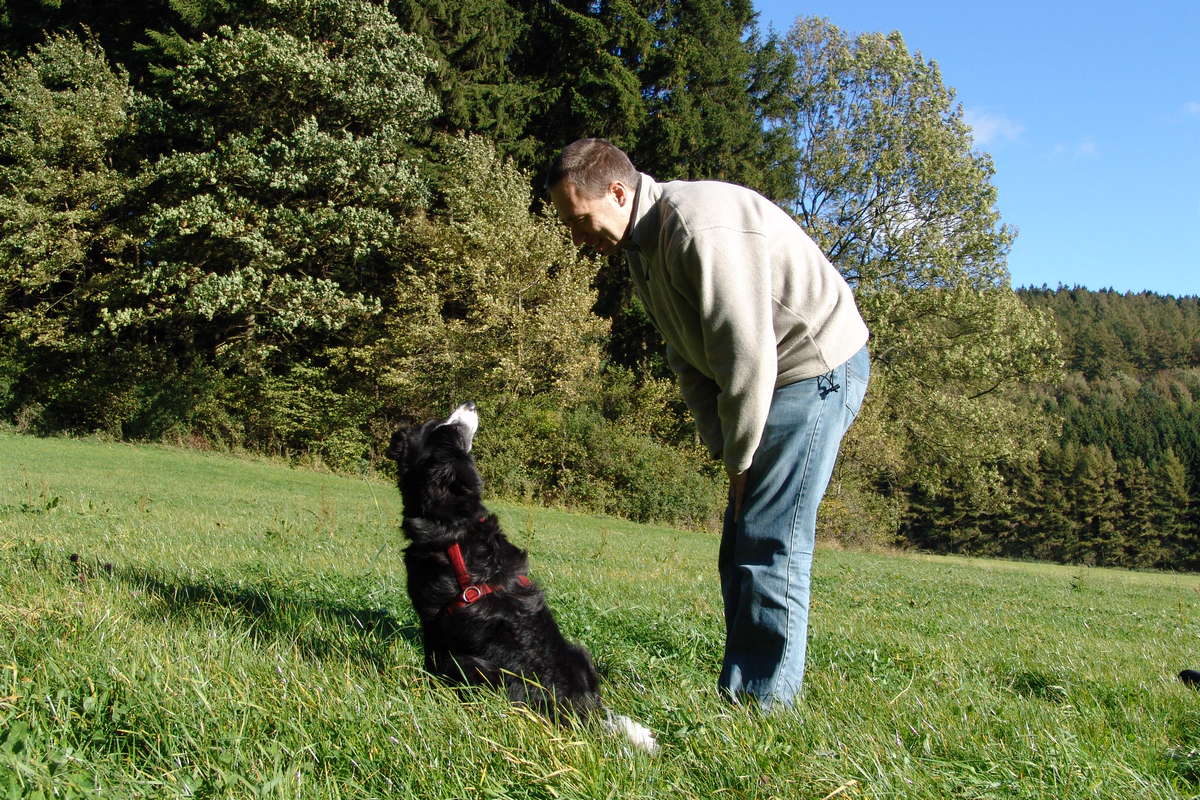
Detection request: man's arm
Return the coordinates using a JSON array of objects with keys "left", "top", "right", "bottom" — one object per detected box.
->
[
  {"left": 667, "top": 225, "right": 777, "bottom": 477},
  {"left": 666, "top": 345, "right": 724, "bottom": 458},
  {"left": 669, "top": 344, "right": 750, "bottom": 520}
]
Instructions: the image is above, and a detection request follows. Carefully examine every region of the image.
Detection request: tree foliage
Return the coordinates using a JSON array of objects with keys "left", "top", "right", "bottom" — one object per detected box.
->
[
  {"left": 393, "top": 0, "right": 796, "bottom": 192},
  {"left": 778, "top": 19, "right": 1061, "bottom": 500},
  {"left": 361, "top": 135, "right": 605, "bottom": 415},
  {"left": 902, "top": 287, "right": 1200, "bottom": 570},
  {"left": 118, "top": 0, "right": 437, "bottom": 366},
  {"left": 0, "top": 35, "right": 134, "bottom": 349},
  {"left": 3, "top": 4, "right": 1194, "bottom": 552},
  {"left": 1, "top": 0, "right": 441, "bottom": 438},
  {"left": 390, "top": 0, "right": 535, "bottom": 159},
  {"left": 0, "top": 34, "right": 143, "bottom": 431}
]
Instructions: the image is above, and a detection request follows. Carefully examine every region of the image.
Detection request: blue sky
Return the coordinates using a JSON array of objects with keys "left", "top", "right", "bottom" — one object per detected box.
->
[{"left": 753, "top": 0, "right": 1200, "bottom": 297}]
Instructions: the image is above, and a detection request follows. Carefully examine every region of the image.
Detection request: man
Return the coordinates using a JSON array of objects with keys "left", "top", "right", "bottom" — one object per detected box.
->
[{"left": 546, "top": 138, "right": 870, "bottom": 709}]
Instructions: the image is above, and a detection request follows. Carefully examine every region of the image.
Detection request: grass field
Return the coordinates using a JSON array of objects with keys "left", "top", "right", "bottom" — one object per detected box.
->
[{"left": 3, "top": 430, "right": 1200, "bottom": 799}]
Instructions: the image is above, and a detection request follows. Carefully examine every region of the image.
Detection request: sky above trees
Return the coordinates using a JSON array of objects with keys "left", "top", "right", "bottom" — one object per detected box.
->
[{"left": 755, "top": 0, "right": 1200, "bottom": 297}]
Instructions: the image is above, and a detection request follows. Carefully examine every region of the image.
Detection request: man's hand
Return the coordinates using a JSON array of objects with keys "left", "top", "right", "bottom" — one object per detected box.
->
[{"left": 729, "top": 469, "right": 749, "bottom": 521}]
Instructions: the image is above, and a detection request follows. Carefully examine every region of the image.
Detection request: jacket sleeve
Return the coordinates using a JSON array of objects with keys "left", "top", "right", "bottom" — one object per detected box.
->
[
  {"left": 666, "top": 345, "right": 723, "bottom": 459},
  {"left": 667, "top": 225, "right": 777, "bottom": 475}
]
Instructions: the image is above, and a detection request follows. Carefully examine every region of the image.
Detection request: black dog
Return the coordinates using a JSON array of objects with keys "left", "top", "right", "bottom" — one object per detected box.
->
[{"left": 387, "top": 402, "right": 656, "bottom": 752}]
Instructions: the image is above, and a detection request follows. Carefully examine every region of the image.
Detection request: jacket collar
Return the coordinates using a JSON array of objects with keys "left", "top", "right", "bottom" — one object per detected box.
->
[{"left": 623, "top": 173, "right": 661, "bottom": 254}]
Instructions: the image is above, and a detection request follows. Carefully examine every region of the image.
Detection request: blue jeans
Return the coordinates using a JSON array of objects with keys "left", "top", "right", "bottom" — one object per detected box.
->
[{"left": 718, "top": 344, "right": 869, "bottom": 708}]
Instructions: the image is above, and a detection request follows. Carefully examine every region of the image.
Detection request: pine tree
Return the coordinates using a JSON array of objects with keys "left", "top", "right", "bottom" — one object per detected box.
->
[
  {"left": 1000, "top": 454, "right": 1045, "bottom": 560},
  {"left": 517, "top": 0, "right": 650, "bottom": 163},
  {"left": 1153, "top": 449, "right": 1196, "bottom": 569},
  {"left": 633, "top": 0, "right": 795, "bottom": 198},
  {"left": 1071, "top": 445, "right": 1122, "bottom": 566},
  {"left": 392, "top": 0, "right": 537, "bottom": 162},
  {"left": 1033, "top": 441, "right": 1080, "bottom": 563},
  {"left": 1117, "top": 457, "right": 1160, "bottom": 568}
]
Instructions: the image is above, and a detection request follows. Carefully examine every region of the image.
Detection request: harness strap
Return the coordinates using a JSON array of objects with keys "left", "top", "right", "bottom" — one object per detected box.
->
[
  {"left": 446, "top": 541, "right": 476, "bottom": 591},
  {"left": 444, "top": 540, "right": 531, "bottom": 614}
]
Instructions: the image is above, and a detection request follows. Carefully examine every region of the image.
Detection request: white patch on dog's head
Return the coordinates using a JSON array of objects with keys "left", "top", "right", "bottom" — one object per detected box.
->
[{"left": 438, "top": 402, "right": 479, "bottom": 451}]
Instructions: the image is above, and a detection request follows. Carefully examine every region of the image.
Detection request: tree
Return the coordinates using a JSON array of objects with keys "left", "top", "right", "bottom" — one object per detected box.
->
[
  {"left": 1, "top": 0, "right": 441, "bottom": 439},
  {"left": 360, "top": 136, "right": 605, "bottom": 417},
  {"left": 1117, "top": 457, "right": 1160, "bottom": 567},
  {"left": 511, "top": 0, "right": 650, "bottom": 165},
  {"left": 632, "top": 0, "right": 795, "bottom": 197},
  {"left": 0, "top": 34, "right": 133, "bottom": 336},
  {"left": 113, "top": 0, "right": 437, "bottom": 365},
  {"left": 391, "top": 0, "right": 798, "bottom": 190},
  {"left": 1153, "top": 449, "right": 1196, "bottom": 569},
  {"left": 779, "top": 18, "right": 1062, "bottom": 495},
  {"left": 0, "top": 34, "right": 140, "bottom": 431},
  {"left": 1030, "top": 441, "right": 1080, "bottom": 563},
  {"left": 1071, "top": 445, "right": 1121, "bottom": 565},
  {"left": 391, "top": 0, "right": 538, "bottom": 163}
]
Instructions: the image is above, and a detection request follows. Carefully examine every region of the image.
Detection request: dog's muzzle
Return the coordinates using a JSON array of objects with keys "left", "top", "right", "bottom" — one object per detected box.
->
[{"left": 438, "top": 401, "right": 479, "bottom": 451}]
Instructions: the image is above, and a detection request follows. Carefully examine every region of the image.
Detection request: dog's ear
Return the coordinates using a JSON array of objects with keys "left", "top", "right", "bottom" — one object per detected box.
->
[
  {"left": 430, "top": 423, "right": 470, "bottom": 454},
  {"left": 386, "top": 430, "right": 409, "bottom": 464}
]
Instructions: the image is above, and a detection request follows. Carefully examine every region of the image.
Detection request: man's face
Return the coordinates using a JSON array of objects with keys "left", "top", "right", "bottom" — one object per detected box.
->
[{"left": 549, "top": 179, "right": 633, "bottom": 256}]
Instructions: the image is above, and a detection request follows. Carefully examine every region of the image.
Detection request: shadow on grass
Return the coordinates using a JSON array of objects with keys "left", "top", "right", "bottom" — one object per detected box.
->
[{"left": 66, "top": 551, "right": 422, "bottom": 673}]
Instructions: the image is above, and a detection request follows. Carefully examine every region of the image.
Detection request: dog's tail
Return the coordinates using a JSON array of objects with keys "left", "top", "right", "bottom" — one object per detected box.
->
[{"left": 601, "top": 708, "right": 659, "bottom": 755}]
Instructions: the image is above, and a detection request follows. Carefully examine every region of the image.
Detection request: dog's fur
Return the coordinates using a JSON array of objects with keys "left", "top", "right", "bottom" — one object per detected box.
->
[{"left": 387, "top": 403, "right": 656, "bottom": 752}]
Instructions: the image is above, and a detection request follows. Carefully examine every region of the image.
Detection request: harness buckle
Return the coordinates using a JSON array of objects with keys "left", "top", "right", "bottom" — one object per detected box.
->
[{"left": 461, "top": 585, "right": 484, "bottom": 604}]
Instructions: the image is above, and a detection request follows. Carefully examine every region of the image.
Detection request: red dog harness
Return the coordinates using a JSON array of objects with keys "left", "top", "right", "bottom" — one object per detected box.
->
[{"left": 445, "top": 541, "right": 531, "bottom": 614}]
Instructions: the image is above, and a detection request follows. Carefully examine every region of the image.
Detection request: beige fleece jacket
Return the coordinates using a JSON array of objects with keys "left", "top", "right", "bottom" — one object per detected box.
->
[{"left": 622, "top": 174, "right": 869, "bottom": 474}]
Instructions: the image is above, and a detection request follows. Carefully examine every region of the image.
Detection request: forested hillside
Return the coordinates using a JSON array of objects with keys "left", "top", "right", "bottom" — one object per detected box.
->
[
  {"left": 6, "top": 0, "right": 1191, "bottom": 570},
  {"left": 902, "top": 287, "right": 1200, "bottom": 569}
]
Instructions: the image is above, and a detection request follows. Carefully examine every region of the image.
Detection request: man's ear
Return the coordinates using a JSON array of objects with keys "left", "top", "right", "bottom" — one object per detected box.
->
[{"left": 610, "top": 180, "right": 630, "bottom": 206}]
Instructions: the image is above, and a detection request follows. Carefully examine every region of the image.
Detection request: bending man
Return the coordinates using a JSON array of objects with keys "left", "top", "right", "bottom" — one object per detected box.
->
[{"left": 547, "top": 138, "right": 870, "bottom": 708}]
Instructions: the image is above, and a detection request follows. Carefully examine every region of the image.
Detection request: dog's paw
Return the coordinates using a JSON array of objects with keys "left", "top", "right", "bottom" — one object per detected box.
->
[
  {"left": 1181, "top": 669, "right": 1200, "bottom": 688},
  {"left": 603, "top": 711, "right": 659, "bottom": 756}
]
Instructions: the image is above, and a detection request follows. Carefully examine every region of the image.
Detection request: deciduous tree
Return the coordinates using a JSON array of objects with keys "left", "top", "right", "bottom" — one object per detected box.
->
[
  {"left": 0, "top": 34, "right": 139, "bottom": 430},
  {"left": 779, "top": 18, "right": 1062, "bottom": 496},
  {"left": 111, "top": 0, "right": 437, "bottom": 368},
  {"left": 362, "top": 136, "right": 605, "bottom": 416}
]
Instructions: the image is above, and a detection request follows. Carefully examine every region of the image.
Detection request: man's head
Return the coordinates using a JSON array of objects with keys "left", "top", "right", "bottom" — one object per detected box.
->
[{"left": 546, "top": 138, "right": 639, "bottom": 255}]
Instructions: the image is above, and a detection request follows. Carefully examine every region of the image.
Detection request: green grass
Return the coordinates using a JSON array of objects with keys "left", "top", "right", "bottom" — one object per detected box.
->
[{"left": 2, "top": 430, "right": 1200, "bottom": 799}]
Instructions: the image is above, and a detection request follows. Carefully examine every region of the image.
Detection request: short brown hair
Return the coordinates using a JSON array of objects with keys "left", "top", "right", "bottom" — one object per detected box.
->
[{"left": 545, "top": 138, "right": 639, "bottom": 198}]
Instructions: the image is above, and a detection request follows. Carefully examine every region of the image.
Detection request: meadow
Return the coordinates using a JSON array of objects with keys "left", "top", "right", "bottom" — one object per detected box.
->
[{"left": 2, "top": 430, "right": 1199, "bottom": 799}]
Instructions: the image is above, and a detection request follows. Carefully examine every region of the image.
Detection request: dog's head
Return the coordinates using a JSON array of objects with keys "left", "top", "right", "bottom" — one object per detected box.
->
[{"left": 386, "top": 402, "right": 483, "bottom": 521}]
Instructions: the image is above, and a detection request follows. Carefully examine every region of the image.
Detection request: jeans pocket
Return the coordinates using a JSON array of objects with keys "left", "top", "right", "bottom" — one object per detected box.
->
[{"left": 841, "top": 347, "right": 870, "bottom": 421}]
